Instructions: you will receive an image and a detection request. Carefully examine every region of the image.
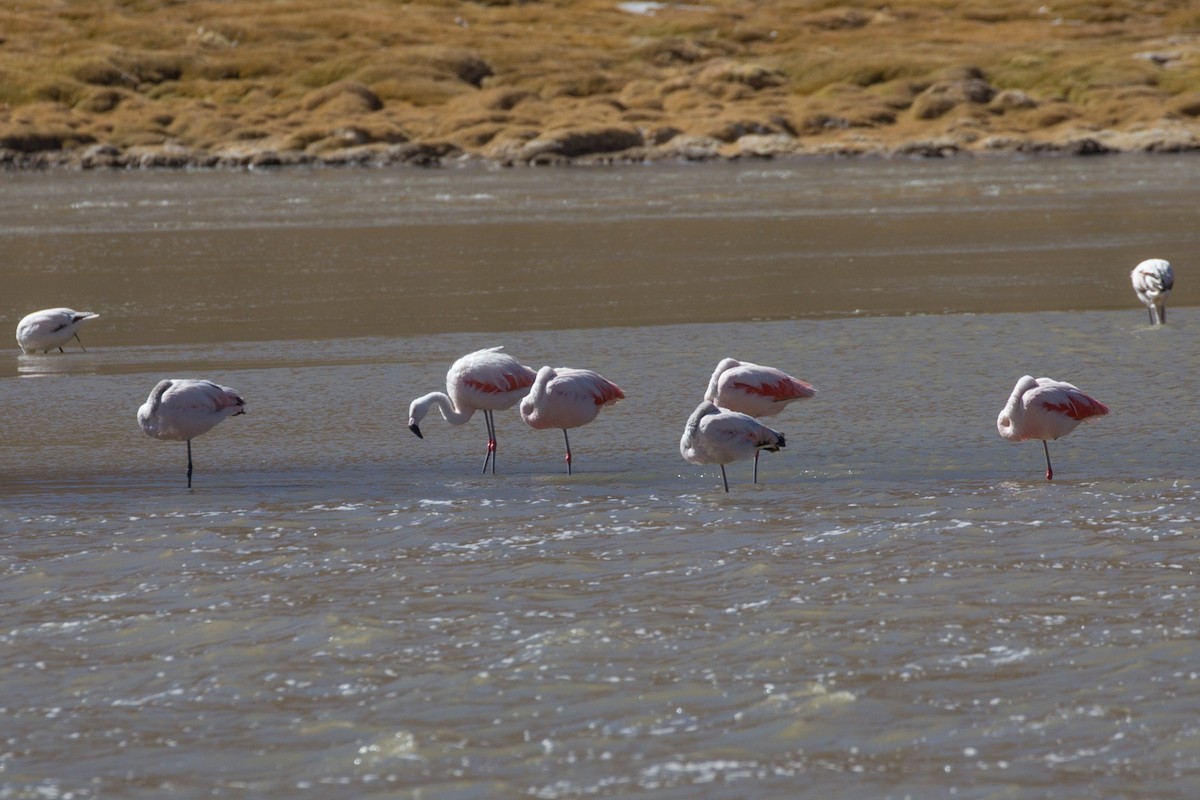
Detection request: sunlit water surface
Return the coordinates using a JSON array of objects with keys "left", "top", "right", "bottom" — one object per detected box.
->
[{"left": 2, "top": 157, "right": 1199, "bottom": 799}]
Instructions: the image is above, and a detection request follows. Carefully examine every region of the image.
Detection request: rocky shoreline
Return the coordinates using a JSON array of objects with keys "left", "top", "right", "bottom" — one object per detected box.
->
[{"left": 6, "top": 118, "right": 1199, "bottom": 172}]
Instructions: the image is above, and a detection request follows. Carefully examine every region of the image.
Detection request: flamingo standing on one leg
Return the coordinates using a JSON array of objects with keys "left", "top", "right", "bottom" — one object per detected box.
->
[
  {"left": 704, "top": 358, "right": 815, "bottom": 482},
  {"left": 408, "top": 346, "right": 536, "bottom": 474},
  {"left": 519, "top": 366, "right": 624, "bottom": 474},
  {"left": 680, "top": 400, "right": 786, "bottom": 492},
  {"left": 16, "top": 308, "right": 100, "bottom": 354},
  {"left": 1131, "top": 258, "right": 1174, "bottom": 325},
  {"left": 996, "top": 375, "right": 1110, "bottom": 481},
  {"left": 137, "top": 379, "right": 246, "bottom": 489}
]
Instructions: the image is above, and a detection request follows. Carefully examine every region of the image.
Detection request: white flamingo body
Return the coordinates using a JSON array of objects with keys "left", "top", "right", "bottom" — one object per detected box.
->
[
  {"left": 408, "top": 346, "right": 536, "bottom": 473},
  {"left": 704, "top": 357, "right": 815, "bottom": 481},
  {"left": 16, "top": 308, "right": 100, "bottom": 354},
  {"left": 680, "top": 400, "right": 786, "bottom": 492},
  {"left": 137, "top": 378, "right": 246, "bottom": 488},
  {"left": 520, "top": 366, "right": 624, "bottom": 473},
  {"left": 996, "top": 375, "right": 1109, "bottom": 480},
  {"left": 1131, "top": 258, "right": 1174, "bottom": 324},
  {"left": 705, "top": 358, "right": 816, "bottom": 417}
]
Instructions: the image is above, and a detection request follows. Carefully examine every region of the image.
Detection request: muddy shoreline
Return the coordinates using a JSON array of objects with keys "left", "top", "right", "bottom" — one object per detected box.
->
[{"left": 5, "top": 124, "right": 1198, "bottom": 172}]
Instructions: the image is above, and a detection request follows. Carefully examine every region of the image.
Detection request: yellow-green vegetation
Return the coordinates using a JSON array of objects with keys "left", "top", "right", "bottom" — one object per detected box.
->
[{"left": 1, "top": 0, "right": 1198, "bottom": 167}]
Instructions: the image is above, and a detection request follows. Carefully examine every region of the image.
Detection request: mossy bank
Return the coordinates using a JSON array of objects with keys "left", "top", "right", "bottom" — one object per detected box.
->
[{"left": 3, "top": 0, "right": 1200, "bottom": 169}]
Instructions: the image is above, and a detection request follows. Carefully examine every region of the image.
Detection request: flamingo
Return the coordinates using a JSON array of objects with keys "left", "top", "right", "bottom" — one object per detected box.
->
[
  {"left": 704, "top": 358, "right": 816, "bottom": 482},
  {"left": 519, "top": 366, "right": 625, "bottom": 474},
  {"left": 680, "top": 400, "right": 786, "bottom": 492},
  {"left": 16, "top": 308, "right": 100, "bottom": 354},
  {"left": 996, "top": 375, "right": 1110, "bottom": 480},
  {"left": 408, "top": 346, "right": 536, "bottom": 474},
  {"left": 1131, "top": 258, "right": 1174, "bottom": 325},
  {"left": 137, "top": 379, "right": 246, "bottom": 488}
]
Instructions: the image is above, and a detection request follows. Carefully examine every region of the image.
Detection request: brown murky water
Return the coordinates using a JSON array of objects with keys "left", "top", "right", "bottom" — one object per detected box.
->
[{"left": 2, "top": 156, "right": 1199, "bottom": 799}]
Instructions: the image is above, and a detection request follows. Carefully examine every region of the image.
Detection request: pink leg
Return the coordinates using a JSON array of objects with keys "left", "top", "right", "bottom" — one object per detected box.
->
[{"left": 480, "top": 411, "right": 497, "bottom": 474}]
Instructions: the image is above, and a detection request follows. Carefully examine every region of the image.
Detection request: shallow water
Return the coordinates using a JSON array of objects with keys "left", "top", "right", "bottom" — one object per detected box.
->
[{"left": 2, "top": 157, "right": 1199, "bottom": 799}]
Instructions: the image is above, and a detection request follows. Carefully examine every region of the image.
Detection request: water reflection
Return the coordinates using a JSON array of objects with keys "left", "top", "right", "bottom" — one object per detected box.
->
[{"left": 2, "top": 158, "right": 1200, "bottom": 799}]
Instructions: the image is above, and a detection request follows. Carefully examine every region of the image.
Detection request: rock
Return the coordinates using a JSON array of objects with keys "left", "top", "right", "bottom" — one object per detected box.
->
[
  {"left": 729, "top": 133, "right": 798, "bottom": 158},
  {"left": 652, "top": 134, "right": 723, "bottom": 161},
  {"left": 519, "top": 125, "right": 644, "bottom": 161},
  {"left": 911, "top": 79, "right": 997, "bottom": 120},
  {"left": 302, "top": 82, "right": 384, "bottom": 114},
  {"left": 989, "top": 89, "right": 1039, "bottom": 112},
  {"left": 696, "top": 61, "right": 786, "bottom": 92}
]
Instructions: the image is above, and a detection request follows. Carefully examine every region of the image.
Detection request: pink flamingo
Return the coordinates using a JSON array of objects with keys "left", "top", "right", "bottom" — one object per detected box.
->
[
  {"left": 704, "top": 358, "right": 816, "bottom": 482},
  {"left": 996, "top": 375, "right": 1110, "bottom": 480},
  {"left": 680, "top": 400, "right": 786, "bottom": 492},
  {"left": 137, "top": 379, "right": 246, "bottom": 488},
  {"left": 1131, "top": 258, "right": 1174, "bottom": 325},
  {"left": 16, "top": 308, "right": 100, "bottom": 354},
  {"left": 408, "top": 346, "right": 536, "bottom": 474},
  {"left": 519, "top": 366, "right": 625, "bottom": 474}
]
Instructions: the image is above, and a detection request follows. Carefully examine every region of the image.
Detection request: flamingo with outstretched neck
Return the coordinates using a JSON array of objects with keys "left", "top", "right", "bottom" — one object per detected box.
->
[
  {"left": 519, "top": 366, "right": 624, "bottom": 474},
  {"left": 137, "top": 379, "right": 246, "bottom": 488},
  {"left": 408, "top": 346, "right": 537, "bottom": 474},
  {"left": 680, "top": 400, "right": 786, "bottom": 492},
  {"left": 704, "top": 358, "right": 815, "bottom": 482},
  {"left": 996, "top": 375, "right": 1109, "bottom": 480}
]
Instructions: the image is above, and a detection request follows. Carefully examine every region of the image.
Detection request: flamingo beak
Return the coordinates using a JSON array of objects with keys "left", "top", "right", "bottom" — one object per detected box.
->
[{"left": 408, "top": 423, "right": 423, "bottom": 439}]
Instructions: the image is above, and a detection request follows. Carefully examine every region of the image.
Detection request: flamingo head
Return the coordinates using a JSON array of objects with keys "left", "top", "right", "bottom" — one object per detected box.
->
[{"left": 408, "top": 422, "right": 424, "bottom": 439}]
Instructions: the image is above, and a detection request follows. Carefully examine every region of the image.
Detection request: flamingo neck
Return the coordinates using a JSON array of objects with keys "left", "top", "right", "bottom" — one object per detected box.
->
[
  {"left": 412, "top": 392, "right": 475, "bottom": 427},
  {"left": 703, "top": 359, "right": 739, "bottom": 403},
  {"left": 997, "top": 377, "right": 1036, "bottom": 442},
  {"left": 686, "top": 401, "right": 718, "bottom": 435},
  {"left": 530, "top": 367, "right": 556, "bottom": 400}
]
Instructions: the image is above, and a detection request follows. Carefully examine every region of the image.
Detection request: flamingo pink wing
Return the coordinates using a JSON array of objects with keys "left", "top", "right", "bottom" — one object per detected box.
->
[
  {"left": 730, "top": 373, "right": 816, "bottom": 402},
  {"left": 1038, "top": 390, "right": 1109, "bottom": 421},
  {"left": 465, "top": 368, "right": 535, "bottom": 395},
  {"left": 591, "top": 379, "right": 625, "bottom": 406}
]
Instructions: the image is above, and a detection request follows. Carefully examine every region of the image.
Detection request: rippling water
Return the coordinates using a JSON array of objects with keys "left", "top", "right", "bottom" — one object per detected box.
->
[{"left": 2, "top": 157, "right": 1199, "bottom": 799}]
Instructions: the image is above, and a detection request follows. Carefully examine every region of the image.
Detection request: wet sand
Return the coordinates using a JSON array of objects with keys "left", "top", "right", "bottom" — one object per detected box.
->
[{"left": 2, "top": 155, "right": 1196, "bottom": 358}]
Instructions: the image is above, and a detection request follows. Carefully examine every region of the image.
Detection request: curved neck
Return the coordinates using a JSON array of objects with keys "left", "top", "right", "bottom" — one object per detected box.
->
[
  {"left": 686, "top": 402, "right": 718, "bottom": 435},
  {"left": 530, "top": 367, "right": 555, "bottom": 401},
  {"left": 412, "top": 392, "right": 474, "bottom": 426},
  {"left": 147, "top": 379, "right": 172, "bottom": 417},
  {"left": 704, "top": 359, "right": 738, "bottom": 402}
]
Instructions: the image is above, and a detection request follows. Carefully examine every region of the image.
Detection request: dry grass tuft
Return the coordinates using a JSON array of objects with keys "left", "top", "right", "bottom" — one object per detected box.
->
[{"left": 0, "top": 0, "right": 1198, "bottom": 165}]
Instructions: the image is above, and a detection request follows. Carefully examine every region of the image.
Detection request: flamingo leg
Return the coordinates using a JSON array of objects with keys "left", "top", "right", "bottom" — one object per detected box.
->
[
  {"left": 187, "top": 439, "right": 194, "bottom": 489},
  {"left": 74, "top": 333, "right": 87, "bottom": 352},
  {"left": 1042, "top": 440, "right": 1053, "bottom": 481},
  {"left": 1160, "top": 304, "right": 1167, "bottom": 324},
  {"left": 563, "top": 429, "right": 572, "bottom": 475},
  {"left": 1148, "top": 306, "right": 1157, "bottom": 325},
  {"left": 720, "top": 464, "right": 729, "bottom": 493},
  {"left": 753, "top": 450, "right": 760, "bottom": 483},
  {"left": 480, "top": 411, "right": 497, "bottom": 474}
]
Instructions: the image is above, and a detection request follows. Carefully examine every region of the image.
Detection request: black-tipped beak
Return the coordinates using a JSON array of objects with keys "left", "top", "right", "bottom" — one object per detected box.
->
[{"left": 409, "top": 423, "right": 423, "bottom": 439}]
